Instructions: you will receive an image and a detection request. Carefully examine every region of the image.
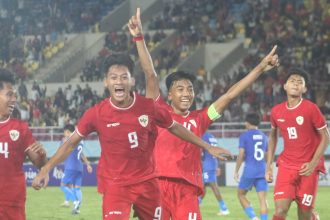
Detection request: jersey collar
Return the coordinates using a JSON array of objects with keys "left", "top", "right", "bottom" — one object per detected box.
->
[
  {"left": 109, "top": 92, "right": 136, "bottom": 110},
  {"left": 286, "top": 98, "right": 303, "bottom": 110}
]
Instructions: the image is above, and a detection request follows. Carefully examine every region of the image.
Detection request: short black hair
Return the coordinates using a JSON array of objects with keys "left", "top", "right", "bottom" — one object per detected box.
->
[
  {"left": 165, "top": 71, "right": 196, "bottom": 90},
  {"left": 245, "top": 113, "right": 260, "bottom": 126},
  {"left": 63, "top": 124, "right": 75, "bottom": 133},
  {"left": 102, "top": 54, "right": 134, "bottom": 76},
  {"left": 285, "top": 68, "right": 309, "bottom": 88},
  {"left": 0, "top": 68, "right": 15, "bottom": 90}
]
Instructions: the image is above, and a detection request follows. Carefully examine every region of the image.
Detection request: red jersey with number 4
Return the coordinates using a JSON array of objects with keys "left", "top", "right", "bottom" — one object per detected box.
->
[
  {"left": 154, "top": 97, "right": 213, "bottom": 194},
  {"left": 76, "top": 93, "right": 173, "bottom": 190},
  {"left": 0, "top": 117, "right": 35, "bottom": 207},
  {"left": 270, "top": 99, "right": 327, "bottom": 172}
]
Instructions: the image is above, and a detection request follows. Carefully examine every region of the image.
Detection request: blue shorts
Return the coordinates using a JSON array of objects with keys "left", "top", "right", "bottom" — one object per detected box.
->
[
  {"left": 203, "top": 171, "right": 217, "bottom": 183},
  {"left": 238, "top": 176, "right": 268, "bottom": 192},
  {"left": 61, "top": 169, "right": 82, "bottom": 186}
]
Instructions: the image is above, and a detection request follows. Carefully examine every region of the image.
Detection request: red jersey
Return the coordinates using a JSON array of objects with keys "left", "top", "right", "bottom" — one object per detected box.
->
[
  {"left": 154, "top": 97, "right": 213, "bottom": 193},
  {"left": 0, "top": 117, "right": 35, "bottom": 207},
  {"left": 76, "top": 93, "right": 173, "bottom": 190},
  {"left": 270, "top": 99, "right": 327, "bottom": 172}
]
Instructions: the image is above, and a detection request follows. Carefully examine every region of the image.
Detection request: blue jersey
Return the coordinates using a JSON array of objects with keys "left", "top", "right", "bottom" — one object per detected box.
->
[
  {"left": 63, "top": 140, "right": 84, "bottom": 172},
  {"left": 239, "top": 129, "right": 268, "bottom": 178},
  {"left": 202, "top": 133, "right": 218, "bottom": 171}
]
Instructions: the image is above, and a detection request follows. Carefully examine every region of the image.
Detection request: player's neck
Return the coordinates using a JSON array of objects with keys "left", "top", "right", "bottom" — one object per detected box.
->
[
  {"left": 171, "top": 105, "right": 189, "bottom": 116},
  {"left": 0, "top": 114, "right": 10, "bottom": 121},
  {"left": 286, "top": 96, "right": 303, "bottom": 108}
]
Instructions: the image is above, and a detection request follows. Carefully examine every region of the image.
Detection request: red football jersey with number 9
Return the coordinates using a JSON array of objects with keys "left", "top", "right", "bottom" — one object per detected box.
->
[{"left": 76, "top": 93, "right": 173, "bottom": 191}]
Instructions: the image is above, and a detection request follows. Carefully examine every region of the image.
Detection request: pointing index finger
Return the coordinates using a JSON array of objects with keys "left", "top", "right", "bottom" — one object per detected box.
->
[{"left": 136, "top": 7, "right": 141, "bottom": 21}]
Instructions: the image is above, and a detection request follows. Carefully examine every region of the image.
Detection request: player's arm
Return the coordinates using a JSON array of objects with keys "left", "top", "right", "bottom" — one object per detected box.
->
[
  {"left": 81, "top": 152, "right": 93, "bottom": 173},
  {"left": 234, "top": 148, "right": 245, "bottom": 182},
  {"left": 265, "top": 127, "right": 278, "bottom": 182},
  {"left": 26, "top": 142, "right": 47, "bottom": 169},
  {"left": 299, "top": 127, "right": 329, "bottom": 176},
  {"left": 211, "top": 46, "right": 279, "bottom": 116},
  {"left": 168, "top": 121, "right": 232, "bottom": 160},
  {"left": 32, "top": 132, "right": 83, "bottom": 190},
  {"left": 128, "top": 7, "right": 160, "bottom": 99}
]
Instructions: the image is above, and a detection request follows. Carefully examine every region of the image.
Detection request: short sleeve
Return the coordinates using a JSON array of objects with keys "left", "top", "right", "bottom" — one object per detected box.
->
[
  {"left": 270, "top": 108, "right": 277, "bottom": 128},
  {"left": 311, "top": 104, "right": 327, "bottom": 130},
  {"left": 238, "top": 133, "right": 245, "bottom": 150},
  {"left": 76, "top": 107, "right": 97, "bottom": 137},
  {"left": 21, "top": 122, "right": 35, "bottom": 151},
  {"left": 154, "top": 105, "right": 174, "bottom": 128}
]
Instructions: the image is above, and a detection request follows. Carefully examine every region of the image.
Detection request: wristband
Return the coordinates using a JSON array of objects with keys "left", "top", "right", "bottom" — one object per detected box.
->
[{"left": 132, "top": 35, "right": 144, "bottom": 42}]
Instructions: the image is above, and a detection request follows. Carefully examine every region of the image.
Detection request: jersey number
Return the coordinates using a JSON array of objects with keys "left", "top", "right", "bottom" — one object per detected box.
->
[
  {"left": 254, "top": 141, "right": 264, "bottom": 161},
  {"left": 0, "top": 142, "right": 9, "bottom": 158},
  {"left": 128, "top": 132, "right": 139, "bottom": 148},
  {"left": 302, "top": 194, "right": 313, "bottom": 206},
  {"left": 287, "top": 127, "right": 297, "bottom": 139},
  {"left": 153, "top": 207, "right": 161, "bottom": 220},
  {"left": 77, "top": 145, "right": 83, "bottom": 160}
]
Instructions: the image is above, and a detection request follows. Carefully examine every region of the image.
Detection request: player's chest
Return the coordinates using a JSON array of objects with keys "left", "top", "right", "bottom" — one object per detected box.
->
[
  {"left": 172, "top": 116, "right": 201, "bottom": 133},
  {"left": 0, "top": 129, "right": 23, "bottom": 159}
]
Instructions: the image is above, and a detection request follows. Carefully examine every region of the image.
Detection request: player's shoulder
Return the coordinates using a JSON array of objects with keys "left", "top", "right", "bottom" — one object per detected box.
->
[
  {"left": 301, "top": 99, "right": 318, "bottom": 108},
  {"left": 9, "top": 117, "right": 30, "bottom": 130},
  {"left": 271, "top": 101, "right": 286, "bottom": 111}
]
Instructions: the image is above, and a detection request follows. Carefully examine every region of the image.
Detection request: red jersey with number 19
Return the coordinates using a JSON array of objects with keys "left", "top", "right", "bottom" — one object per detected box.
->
[
  {"left": 154, "top": 97, "right": 213, "bottom": 194},
  {"left": 0, "top": 117, "right": 35, "bottom": 207},
  {"left": 270, "top": 99, "right": 327, "bottom": 172},
  {"left": 76, "top": 93, "right": 174, "bottom": 192}
]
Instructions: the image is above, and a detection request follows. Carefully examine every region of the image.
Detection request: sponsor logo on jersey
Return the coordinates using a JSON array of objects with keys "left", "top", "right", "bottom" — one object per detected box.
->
[
  {"left": 107, "top": 122, "right": 120, "bottom": 127},
  {"left": 277, "top": 119, "right": 285, "bottom": 122},
  {"left": 9, "top": 130, "right": 19, "bottom": 141},
  {"left": 296, "top": 116, "right": 304, "bottom": 125},
  {"left": 275, "top": 191, "right": 284, "bottom": 195},
  {"left": 138, "top": 115, "right": 148, "bottom": 127}
]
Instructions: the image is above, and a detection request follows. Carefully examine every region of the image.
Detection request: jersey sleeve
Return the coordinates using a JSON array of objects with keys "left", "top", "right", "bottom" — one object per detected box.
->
[
  {"left": 76, "top": 107, "right": 97, "bottom": 137},
  {"left": 311, "top": 103, "right": 327, "bottom": 130},
  {"left": 21, "top": 122, "right": 36, "bottom": 151},
  {"left": 155, "top": 95, "right": 172, "bottom": 111},
  {"left": 154, "top": 105, "right": 174, "bottom": 128},
  {"left": 270, "top": 107, "right": 277, "bottom": 128},
  {"left": 238, "top": 133, "right": 246, "bottom": 150}
]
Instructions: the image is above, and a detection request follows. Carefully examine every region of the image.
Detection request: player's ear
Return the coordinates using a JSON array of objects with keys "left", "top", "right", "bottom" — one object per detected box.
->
[
  {"left": 103, "top": 77, "right": 108, "bottom": 87},
  {"left": 302, "top": 86, "right": 307, "bottom": 94},
  {"left": 130, "top": 77, "right": 135, "bottom": 87}
]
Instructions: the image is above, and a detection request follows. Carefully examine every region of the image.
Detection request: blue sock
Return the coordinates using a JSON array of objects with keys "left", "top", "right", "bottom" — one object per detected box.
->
[
  {"left": 60, "top": 186, "right": 74, "bottom": 201},
  {"left": 219, "top": 200, "right": 228, "bottom": 211},
  {"left": 260, "top": 213, "right": 268, "bottom": 220},
  {"left": 73, "top": 188, "right": 82, "bottom": 202},
  {"left": 244, "top": 206, "right": 256, "bottom": 219}
]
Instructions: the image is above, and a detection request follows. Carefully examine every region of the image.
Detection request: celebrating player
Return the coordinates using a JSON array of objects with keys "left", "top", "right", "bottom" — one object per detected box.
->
[
  {"left": 59, "top": 124, "right": 93, "bottom": 214},
  {"left": 128, "top": 7, "right": 279, "bottom": 219},
  {"left": 0, "top": 68, "right": 47, "bottom": 220},
  {"left": 32, "top": 53, "right": 230, "bottom": 220},
  {"left": 200, "top": 132, "right": 229, "bottom": 216},
  {"left": 266, "top": 68, "right": 329, "bottom": 220},
  {"left": 234, "top": 113, "right": 269, "bottom": 220}
]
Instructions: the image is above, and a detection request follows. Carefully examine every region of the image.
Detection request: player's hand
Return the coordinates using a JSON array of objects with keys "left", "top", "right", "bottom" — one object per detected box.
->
[
  {"left": 87, "top": 164, "right": 93, "bottom": 173},
  {"left": 299, "top": 162, "right": 316, "bottom": 176},
  {"left": 259, "top": 45, "right": 279, "bottom": 72},
  {"left": 234, "top": 172, "right": 239, "bottom": 182},
  {"left": 265, "top": 167, "right": 273, "bottom": 183},
  {"left": 207, "top": 146, "right": 232, "bottom": 161},
  {"left": 27, "top": 142, "right": 46, "bottom": 156},
  {"left": 32, "top": 167, "right": 49, "bottom": 190},
  {"left": 128, "top": 8, "right": 143, "bottom": 37}
]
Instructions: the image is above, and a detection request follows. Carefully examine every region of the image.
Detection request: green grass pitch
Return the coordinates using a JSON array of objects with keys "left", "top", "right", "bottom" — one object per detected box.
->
[{"left": 26, "top": 186, "right": 330, "bottom": 219}]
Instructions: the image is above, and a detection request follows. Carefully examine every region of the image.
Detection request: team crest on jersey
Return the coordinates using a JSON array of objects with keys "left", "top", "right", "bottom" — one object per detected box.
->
[
  {"left": 9, "top": 130, "right": 20, "bottom": 141},
  {"left": 296, "top": 116, "right": 304, "bottom": 125},
  {"left": 138, "top": 115, "right": 149, "bottom": 127}
]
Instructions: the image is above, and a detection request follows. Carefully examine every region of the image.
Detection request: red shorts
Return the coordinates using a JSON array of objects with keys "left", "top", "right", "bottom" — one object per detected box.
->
[
  {"left": 102, "top": 178, "right": 161, "bottom": 220},
  {"left": 274, "top": 166, "right": 319, "bottom": 210},
  {"left": 0, "top": 205, "right": 25, "bottom": 220},
  {"left": 159, "top": 177, "right": 201, "bottom": 220}
]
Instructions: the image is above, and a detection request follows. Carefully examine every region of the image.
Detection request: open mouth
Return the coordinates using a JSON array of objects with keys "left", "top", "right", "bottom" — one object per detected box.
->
[
  {"left": 8, "top": 105, "right": 15, "bottom": 112},
  {"left": 114, "top": 88, "right": 125, "bottom": 97}
]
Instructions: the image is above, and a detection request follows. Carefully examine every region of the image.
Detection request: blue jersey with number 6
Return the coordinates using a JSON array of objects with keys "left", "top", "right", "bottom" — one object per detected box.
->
[
  {"left": 239, "top": 129, "right": 268, "bottom": 178},
  {"left": 64, "top": 140, "right": 84, "bottom": 172}
]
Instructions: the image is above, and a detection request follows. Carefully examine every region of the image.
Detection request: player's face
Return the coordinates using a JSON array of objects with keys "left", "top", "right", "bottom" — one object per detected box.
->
[
  {"left": 0, "top": 82, "right": 17, "bottom": 119},
  {"left": 284, "top": 74, "right": 307, "bottom": 97},
  {"left": 168, "top": 79, "right": 195, "bottom": 114},
  {"left": 104, "top": 65, "right": 134, "bottom": 107}
]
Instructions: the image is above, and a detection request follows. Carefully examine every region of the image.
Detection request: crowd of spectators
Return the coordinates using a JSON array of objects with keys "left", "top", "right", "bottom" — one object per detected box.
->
[
  {"left": 0, "top": 0, "right": 121, "bottom": 81},
  {"left": 12, "top": 0, "right": 330, "bottom": 129}
]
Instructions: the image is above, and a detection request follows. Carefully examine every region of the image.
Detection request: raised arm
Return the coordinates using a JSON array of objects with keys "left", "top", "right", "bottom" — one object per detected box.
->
[
  {"left": 212, "top": 46, "right": 279, "bottom": 115},
  {"left": 32, "top": 132, "right": 83, "bottom": 189},
  {"left": 128, "top": 7, "right": 160, "bottom": 99},
  {"left": 168, "top": 121, "right": 232, "bottom": 160},
  {"left": 265, "top": 127, "right": 278, "bottom": 182}
]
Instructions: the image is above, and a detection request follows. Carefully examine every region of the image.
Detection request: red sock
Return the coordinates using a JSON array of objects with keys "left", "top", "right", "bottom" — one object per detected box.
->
[{"left": 272, "top": 215, "right": 285, "bottom": 220}]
